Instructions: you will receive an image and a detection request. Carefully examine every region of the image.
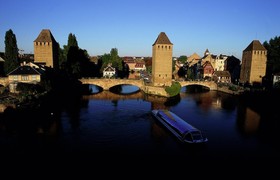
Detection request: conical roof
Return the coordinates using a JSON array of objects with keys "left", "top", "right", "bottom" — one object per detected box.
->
[
  {"left": 153, "top": 32, "right": 173, "bottom": 45},
  {"left": 34, "top": 29, "right": 57, "bottom": 43},
  {"left": 243, "top": 40, "right": 266, "bottom": 52}
]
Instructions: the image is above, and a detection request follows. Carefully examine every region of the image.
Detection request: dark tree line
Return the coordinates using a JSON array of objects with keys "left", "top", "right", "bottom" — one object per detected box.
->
[
  {"left": 4, "top": 29, "right": 19, "bottom": 75},
  {"left": 263, "top": 36, "right": 280, "bottom": 79},
  {"left": 58, "top": 33, "right": 101, "bottom": 78}
]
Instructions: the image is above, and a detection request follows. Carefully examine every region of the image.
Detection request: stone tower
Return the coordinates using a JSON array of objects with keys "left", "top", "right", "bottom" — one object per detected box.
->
[
  {"left": 240, "top": 40, "right": 267, "bottom": 84},
  {"left": 152, "top": 32, "right": 173, "bottom": 86},
  {"left": 34, "top": 29, "right": 59, "bottom": 69}
]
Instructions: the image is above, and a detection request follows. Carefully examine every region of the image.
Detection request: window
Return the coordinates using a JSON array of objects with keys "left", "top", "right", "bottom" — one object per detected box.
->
[
  {"left": 13, "top": 75, "right": 18, "bottom": 81},
  {"left": 32, "top": 75, "right": 37, "bottom": 81},
  {"left": 21, "top": 75, "right": 29, "bottom": 81}
]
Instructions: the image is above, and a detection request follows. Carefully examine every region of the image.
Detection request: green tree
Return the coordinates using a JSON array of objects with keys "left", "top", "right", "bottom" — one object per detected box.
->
[
  {"left": 110, "top": 48, "right": 123, "bottom": 71},
  {"left": 64, "top": 33, "right": 78, "bottom": 54},
  {"left": 165, "top": 81, "right": 181, "bottom": 97},
  {"left": 62, "top": 33, "right": 78, "bottom": 60},
  {"left": 100, "top": 48, "right": 123, "bottom": 75},
  {"left": 58, "top": 43, "right": 66, "bottom": 69},
  {"left": 177, "top": 55, "right": 187, "bottom": 64},
  {"left": 263, "top": 36, "right": 280, "bottom": 79},
  {"left": 62, "top": 33, "right": 95, "bottom": 78},
  {"left": 100, "top": 53, "right": 111, "bottom": 71},
  {"left": 4, "top": 29, "right": 19, "bottom": 75}
]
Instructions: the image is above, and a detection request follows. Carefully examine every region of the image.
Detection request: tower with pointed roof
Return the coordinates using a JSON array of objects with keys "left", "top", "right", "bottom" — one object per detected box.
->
[
  {"left": 34, "top": 29, "right": 59, "bottom": 69},
  {"left": 152, "top": 32, "right": 173, "bottom": 86},
  {"left": 204, "top": 49, "right": 210, "bottom": 56},
  {"left": 239, "top": 40, "right": 267, "bottom": 84}
]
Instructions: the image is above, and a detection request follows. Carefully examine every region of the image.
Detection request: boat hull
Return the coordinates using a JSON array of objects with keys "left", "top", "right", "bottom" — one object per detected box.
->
[{"left": 151, "top": 109, "right": 208, "bottom": 144}]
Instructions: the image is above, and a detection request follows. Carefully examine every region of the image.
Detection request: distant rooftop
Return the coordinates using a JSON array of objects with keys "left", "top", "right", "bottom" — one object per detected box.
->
[{"left": 153, "top": 32, "right": 173, "bottom": 45}]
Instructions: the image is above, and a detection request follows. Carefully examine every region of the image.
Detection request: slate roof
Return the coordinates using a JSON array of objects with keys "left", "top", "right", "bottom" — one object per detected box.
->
[
  {"left": 153, "top": 32, "right": 173, "bottom": 45},
  {"left": 7, "top": 66, "right": 41, "bottom": 75},
  {"left": 34, "top": 29, "right": 57, "bottom": 43},
  {"left": 243, "top": 40, "right": 266, "bottom": 52}
]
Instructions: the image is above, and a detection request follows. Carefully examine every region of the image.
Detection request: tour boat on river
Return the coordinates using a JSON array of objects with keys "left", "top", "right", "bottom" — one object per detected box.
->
[{"left": 151, "top": 109, "right": 208, "bottom": 144}]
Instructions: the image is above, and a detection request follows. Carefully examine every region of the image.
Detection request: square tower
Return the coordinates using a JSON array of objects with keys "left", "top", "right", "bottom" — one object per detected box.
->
[
  {"left": 240, "top": 40, "right": 267, "bottom": 84},
  {"left": 34, "top": 29, "right": 59, "bottom": 69},
  {"left": 152, "top": 32, "right": 173, "bottom": 86}
]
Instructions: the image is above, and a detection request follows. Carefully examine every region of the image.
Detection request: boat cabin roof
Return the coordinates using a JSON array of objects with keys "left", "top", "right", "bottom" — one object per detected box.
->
[{"left": 157, "top": 110, "right": 199, "bottom": 135}]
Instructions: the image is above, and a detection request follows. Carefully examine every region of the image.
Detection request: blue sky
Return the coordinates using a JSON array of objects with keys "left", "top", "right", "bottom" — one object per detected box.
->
[{"left": 0, "top": 0, "right": 279, "bottom": 59}]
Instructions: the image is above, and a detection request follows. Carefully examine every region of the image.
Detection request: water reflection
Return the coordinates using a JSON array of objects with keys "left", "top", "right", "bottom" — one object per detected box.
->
[
  {"left": 0, "top": 85, "right": 279, "bottom": 164},
  {"left": 237, "top": 106, "right": 260, "bottom": 135}
]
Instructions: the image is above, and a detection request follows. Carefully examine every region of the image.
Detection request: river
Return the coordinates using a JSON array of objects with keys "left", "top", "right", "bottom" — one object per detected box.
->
[{"left": 0, "top": 85, "right": 279, "bottom": 173}]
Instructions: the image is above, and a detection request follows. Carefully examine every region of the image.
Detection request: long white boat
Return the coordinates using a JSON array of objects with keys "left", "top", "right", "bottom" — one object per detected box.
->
[{"left": 151, "top": 109, "right": 208, "bottom": 144}]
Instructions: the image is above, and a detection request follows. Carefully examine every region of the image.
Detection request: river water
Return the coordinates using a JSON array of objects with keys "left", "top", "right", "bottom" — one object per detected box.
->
[{"left": 0, "top": 85, "right": 279, "bottom": 172}]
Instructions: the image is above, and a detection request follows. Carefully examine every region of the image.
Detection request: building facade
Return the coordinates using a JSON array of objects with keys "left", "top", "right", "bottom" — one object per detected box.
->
[
  {"left": 240, "top": 40, "right": 267, "bottom": 85},
  {"left": 152, "top": 32, "right": 173, "bottom": 86},
  {"left": 34, "top": 29, "right": 59, "bottom": 69}
]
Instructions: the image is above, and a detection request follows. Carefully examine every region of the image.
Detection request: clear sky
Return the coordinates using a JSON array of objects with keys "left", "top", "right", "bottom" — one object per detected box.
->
[{"left": 0, "top": 0, "right": 279, "bottom": 59}]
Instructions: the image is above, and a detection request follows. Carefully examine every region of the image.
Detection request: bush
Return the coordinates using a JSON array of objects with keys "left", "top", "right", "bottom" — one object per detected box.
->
[
  {"left": 228, "top": 85, "right": 238, "bottom": 91},
  {"left": 165, "top": 81, "right": 181, "bottom": 97},
  {"left": 16, "top": 82, "right": 45, "bottom": 94}
]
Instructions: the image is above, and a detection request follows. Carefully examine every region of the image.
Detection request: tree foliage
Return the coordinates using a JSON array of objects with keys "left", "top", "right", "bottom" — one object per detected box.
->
[
  {"left": 177, "top": 55, "right": 187, "bottom": 64},
  {"left": 100, "top": 48, "right": 125, "bottom": 77},
  {"left": 110, "top": 48, "right": 123, "bottom": 71},
  {"left": 60, "top": 33, "right": 97, "bottom": 78},
  {"left": 263, "top": 36, "right": 280, "bottom": 78},
  {"left": 165, "top": 81, "right": 182, "bottom": 97},
  {"left": 4, "top": 29, "right": 19, "bottom": 75}
]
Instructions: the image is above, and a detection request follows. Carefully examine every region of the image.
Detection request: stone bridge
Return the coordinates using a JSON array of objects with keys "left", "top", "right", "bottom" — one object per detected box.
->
[
  {"left": 179, "top": 80, "right": 217, "bottom": 90},
  {"left": 79, "top": 78, "right": 217, "bottom": 92},
  {"left": 79, "top": 78, "right": 145, "bottom": 90}
]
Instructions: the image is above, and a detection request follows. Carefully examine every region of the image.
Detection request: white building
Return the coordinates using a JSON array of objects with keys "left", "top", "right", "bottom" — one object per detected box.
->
[{"left": 103, "top": 64, "right": 116, "bottom": 78}]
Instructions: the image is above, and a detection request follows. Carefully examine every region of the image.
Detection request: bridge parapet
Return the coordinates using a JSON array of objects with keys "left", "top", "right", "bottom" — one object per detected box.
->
[
  {"left": 79, "top": 78, "right": 145, "bottom": 90},
  {"left": 79, "top": 78, "right": 218, "bottom": 96}
]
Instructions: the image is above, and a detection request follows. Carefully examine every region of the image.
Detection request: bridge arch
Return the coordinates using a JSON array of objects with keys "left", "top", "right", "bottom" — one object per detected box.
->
[{"left": 179, "top": 80, "right": 217, "bottom": 90}]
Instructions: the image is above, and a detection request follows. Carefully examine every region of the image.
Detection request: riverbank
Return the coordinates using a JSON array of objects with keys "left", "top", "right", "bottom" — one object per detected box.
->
[{"left": 216, "top": 83, "right": 244, "bottom": 95}]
